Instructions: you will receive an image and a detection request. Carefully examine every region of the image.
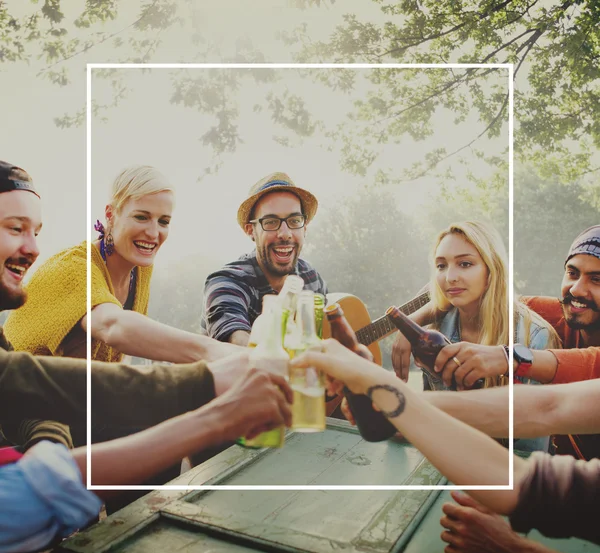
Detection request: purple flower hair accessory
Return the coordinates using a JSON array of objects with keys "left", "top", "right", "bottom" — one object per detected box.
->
[{"left": 94, "top": 220, "right": 105, "bottom": 238}]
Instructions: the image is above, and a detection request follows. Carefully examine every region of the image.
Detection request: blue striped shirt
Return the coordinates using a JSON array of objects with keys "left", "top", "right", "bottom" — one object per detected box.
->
[{"left": 201, "top": 250, "right": 327, "bottom": 342}]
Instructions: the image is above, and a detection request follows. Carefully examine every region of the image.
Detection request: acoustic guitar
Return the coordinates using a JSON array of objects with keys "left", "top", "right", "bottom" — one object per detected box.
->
[{"left": 321, "top": 291, "right": 431, "bottom": 366}]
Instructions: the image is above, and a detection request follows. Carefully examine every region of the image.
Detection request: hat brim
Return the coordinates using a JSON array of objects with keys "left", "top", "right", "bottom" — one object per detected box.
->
[{"left": 237, "top": 185, "right": 318, "bottom": 230}]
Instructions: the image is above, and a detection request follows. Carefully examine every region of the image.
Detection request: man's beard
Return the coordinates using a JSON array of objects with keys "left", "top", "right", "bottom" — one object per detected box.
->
[
  {"left": 258, "top": 242, "right": 299, "bottom": 277},
  {"left": 0, "top": 281, "right": 26, "bottom": 311},
  {"left": 560, "top": 292, "right": 600, "bottom": 331}
]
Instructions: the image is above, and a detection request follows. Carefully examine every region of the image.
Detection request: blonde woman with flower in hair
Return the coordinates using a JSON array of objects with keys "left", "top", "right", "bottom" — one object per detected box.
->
[
  {"left": 6, "top": 165, "right": 238, "bottom": 367},
  {"left": 3, "top": 165, "right": 240, "bottom": 454}
]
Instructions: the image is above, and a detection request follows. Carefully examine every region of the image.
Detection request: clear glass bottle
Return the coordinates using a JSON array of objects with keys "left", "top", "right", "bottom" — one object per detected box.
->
[
  {"left": 248, "top": 294, "right": 277, "bottom": 348},
  {"left": 280, "top": 274, "right": 304, "bottom": 344},
  {"left": 288, "top": 291, "right": 325, "bottom": 432}
]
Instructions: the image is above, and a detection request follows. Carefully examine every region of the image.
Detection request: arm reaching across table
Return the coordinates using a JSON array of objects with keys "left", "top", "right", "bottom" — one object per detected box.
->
[{"left": 291, "top": 339, "right": 600, "bottom": 544}]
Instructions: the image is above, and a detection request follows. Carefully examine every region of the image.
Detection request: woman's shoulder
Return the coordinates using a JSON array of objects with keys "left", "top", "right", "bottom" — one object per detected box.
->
[{"left": 516, "top": 308, "right": 554, "bottom": 349}]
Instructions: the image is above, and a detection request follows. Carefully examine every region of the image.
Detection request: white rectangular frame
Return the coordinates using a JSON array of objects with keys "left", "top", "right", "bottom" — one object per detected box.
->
[{"left": 87, "top": 62, "right": 514, "bottom": 491}]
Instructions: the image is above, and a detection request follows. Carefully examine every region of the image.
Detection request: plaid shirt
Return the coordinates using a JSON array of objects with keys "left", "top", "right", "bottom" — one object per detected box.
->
[{"left": 201, "top": 250, "right": 327, "bottom": 342}]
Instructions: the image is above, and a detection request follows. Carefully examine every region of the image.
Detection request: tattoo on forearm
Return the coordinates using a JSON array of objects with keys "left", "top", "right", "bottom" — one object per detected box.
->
[{"left": 366, "top": 384, "right": 406, "bottom": 418}]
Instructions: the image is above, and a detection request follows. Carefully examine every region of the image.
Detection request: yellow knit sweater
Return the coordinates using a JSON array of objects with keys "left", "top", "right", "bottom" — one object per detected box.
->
[{"left": 4, "top": 241, "right": 152, "bottom": 362}]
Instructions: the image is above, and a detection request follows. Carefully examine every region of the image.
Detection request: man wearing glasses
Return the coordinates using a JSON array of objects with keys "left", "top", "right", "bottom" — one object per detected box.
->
[{"left": 201, "top": 172, "right": 327, "bottom": 346}]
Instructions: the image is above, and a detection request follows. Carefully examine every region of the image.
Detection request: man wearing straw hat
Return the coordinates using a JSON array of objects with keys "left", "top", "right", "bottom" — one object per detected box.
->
[{"left": 201, "top": 172, "right": 327, "bottom": 346}]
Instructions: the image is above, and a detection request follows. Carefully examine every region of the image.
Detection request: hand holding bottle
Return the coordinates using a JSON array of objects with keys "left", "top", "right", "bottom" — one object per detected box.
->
[
  {"left": 291, "top": 339, "right": 404, "bottom": 439},
  {"left": 434, "top": 342, "right": 509, "bottom": 390},
  {"left": 239, "top": 294, "right": 290, "bottom": 448},
  {"left": 322, "top": 342, "right": 373, "bottom": 422},
  {"left": 288, "top": 290, "right": 326, "bottom": 432},
  {"left": 386, "top": 306, "right": 484, "bottom": 390},
  {"left": 391, "top": 331, "right": 412, "bottom": 382},
  {"left": 291, "top": 339, "right": 385, "bottom": 394},
  {"left": 216, "top": 368, "right": 294, "bottom": 442}
]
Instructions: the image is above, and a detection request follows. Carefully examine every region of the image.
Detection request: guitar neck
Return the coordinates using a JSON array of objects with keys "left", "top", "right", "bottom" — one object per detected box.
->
[{"left": 355, "top": 292, "right": 430, "bottom": 347}]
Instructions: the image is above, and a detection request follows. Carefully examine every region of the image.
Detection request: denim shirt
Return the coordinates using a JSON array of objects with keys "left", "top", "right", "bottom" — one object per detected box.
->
[
  {"left": 0, "top": 441, "right": 101, "bottom": 553},
  {"left": 424, "top": 308, "right": 551, "bottom": 453}
]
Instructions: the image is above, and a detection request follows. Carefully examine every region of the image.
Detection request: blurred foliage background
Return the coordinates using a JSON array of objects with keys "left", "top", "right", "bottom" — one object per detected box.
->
[{"left": 1, "top": 1, "right": 598, "bottom": 369}]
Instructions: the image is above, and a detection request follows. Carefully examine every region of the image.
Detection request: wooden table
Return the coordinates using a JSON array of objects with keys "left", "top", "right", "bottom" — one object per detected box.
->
[{"left": 56, "top": 419, "right": 598, "bottom": 553}]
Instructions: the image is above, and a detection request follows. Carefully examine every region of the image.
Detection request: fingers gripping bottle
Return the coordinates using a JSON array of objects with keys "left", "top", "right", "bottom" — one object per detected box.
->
[{"left": 385, "top": 306, "right": 483, "bottom": 390}]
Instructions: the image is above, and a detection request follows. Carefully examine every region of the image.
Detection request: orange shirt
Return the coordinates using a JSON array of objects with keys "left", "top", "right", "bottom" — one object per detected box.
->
[
  {"left": 523, "top": 296, "right": 600, "bottom": 460},
  {"left": 522, "top": 296, "right": 600, "bottom": 383}
]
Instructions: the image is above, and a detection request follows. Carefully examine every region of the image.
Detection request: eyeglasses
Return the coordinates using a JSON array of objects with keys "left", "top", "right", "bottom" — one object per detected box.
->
[{"left": 249, "top": 214, "right": 306, "bottom": 231}]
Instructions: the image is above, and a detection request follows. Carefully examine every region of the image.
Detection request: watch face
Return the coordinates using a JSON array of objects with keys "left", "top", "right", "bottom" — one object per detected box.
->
[{"left": 514, "top": 344, "right": 534, "bottom": 364}]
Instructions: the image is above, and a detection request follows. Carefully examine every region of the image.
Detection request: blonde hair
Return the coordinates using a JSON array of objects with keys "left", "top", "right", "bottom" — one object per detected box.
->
[
  {"left": 430, "top": 221, "right": 508, "bottom": 346},
  {"left": 109, "top": 165, "right": 173, "bottom": 213},
  {"left": 516, "top": 301, "right": 562, "bottom": 349},
  {"left": 430, "top": 220, "right": 560, "bottom": 349}
]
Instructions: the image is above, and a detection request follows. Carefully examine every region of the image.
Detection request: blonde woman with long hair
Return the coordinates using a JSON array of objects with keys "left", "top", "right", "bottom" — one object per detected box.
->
[{"left": 424, "top": 221, "right": 560, "bottom": 451}]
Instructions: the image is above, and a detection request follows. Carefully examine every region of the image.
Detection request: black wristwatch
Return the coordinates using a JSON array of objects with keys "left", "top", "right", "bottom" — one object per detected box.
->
[{"left": 513, "top": 343, "right": 534, "bottom": 378}]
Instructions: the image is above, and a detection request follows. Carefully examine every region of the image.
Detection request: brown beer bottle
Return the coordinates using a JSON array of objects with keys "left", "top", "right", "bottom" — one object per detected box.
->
[
  {"left": 385, "top": 306, "right": 483, "bottom": 390},
  {"left": 325, "top": 303, "right": 397, "bottom": 442}
]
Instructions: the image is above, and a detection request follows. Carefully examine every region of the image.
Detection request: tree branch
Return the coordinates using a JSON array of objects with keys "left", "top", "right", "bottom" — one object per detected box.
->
[
  {"left": 379, "top": 0, "right": 516, "bottom": 58},
  {"left": 36, "top": 0, "right": 162, "bottom": 77},
  {"left": 512, "top": 28, "right": 544, "bottom": 78},
  {"left": 370, "top": 65, "right": 499, "bottom": 127},
  {"left": 480, "top": 27, "right": 538, "bottom": 63},
  {"left": 399, "top": 92, "right": 510, "bottom": 182}
]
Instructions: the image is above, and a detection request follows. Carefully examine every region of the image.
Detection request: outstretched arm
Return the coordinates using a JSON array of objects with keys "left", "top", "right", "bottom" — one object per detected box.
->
[
  {"left": 431, "top": 341, "right": 600, "bottom": 389},
  {"left": 291, "top": 339, "right": 527, "bottom": 515},
  {"left": 82, "top": 303, "right": 242, "bottom": 364},
  {"left": 424, "top": 379, "right": 600, "bottom": 439},
  {"left": 528, "top": 347, "right": 600, "bottom": 384},
  {"left": 202, "top": 272, "right": 254, "bottom": 343},
  {"left": 74, "top": 367, "right": 293, "bottom": 491},
  {"left": 1, "top": 369, "right": 293, "bottom": 551}
]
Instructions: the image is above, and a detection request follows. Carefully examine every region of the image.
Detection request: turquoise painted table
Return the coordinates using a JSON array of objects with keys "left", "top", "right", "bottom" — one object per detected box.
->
[{"left": 56, "top": 419, "right": 599, "bottom": 552}]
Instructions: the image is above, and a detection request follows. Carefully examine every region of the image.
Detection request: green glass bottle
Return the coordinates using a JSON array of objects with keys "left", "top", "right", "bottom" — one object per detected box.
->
[{"left": 314, "top": 293, "right": 325, "bottom": 339}]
